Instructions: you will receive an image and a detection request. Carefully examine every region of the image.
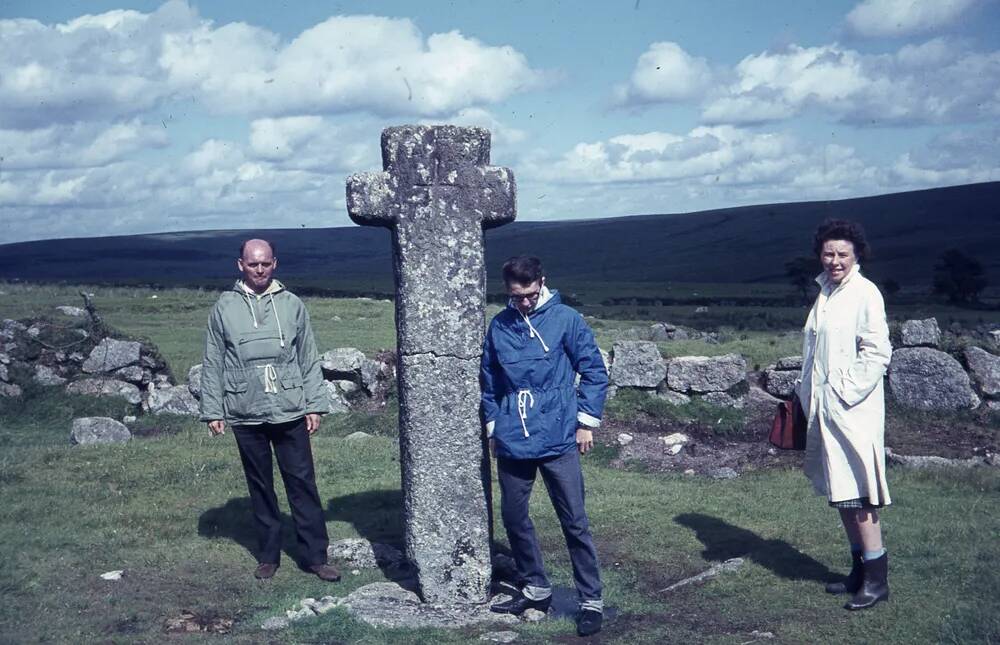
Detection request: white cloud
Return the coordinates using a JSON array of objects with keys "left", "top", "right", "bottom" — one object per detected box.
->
[
  {"left": 0, "top": 120, "right": 168, "bottom": 170},
  {"left": 893, "top": 127, "right": 1000, "bottom": 183},
  {"left": 0, "top": 3, "right": 546, "bottom": 129},
  {"left": 614, "top": 42, "right": 713, "bottom": 106},
  {"left": 160, "top": 14, "right": 547, "bottom": 118},
  {"left": 846, "top": 0, "right": 978, "bottom": 38},
  {"left": 701, "top": 41, "right": 1000, "bottom": 125}
]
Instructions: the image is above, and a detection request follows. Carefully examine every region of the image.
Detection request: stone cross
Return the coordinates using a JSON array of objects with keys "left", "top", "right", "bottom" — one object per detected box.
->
[{"left": 346, "top": 126, "right": 516, "bottom": 604}]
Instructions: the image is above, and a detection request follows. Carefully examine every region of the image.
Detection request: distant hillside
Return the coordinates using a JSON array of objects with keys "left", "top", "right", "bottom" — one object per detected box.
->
[{"left": 2, "top": 182, "right": 998, "bottom": 296}]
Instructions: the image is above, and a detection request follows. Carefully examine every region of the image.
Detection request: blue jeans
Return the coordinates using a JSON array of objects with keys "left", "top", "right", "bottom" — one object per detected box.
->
[{"left": 497, "top": 449, "right": 602, "bottom": 601}]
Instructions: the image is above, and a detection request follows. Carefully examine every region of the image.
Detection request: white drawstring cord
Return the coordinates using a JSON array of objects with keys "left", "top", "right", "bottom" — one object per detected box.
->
[
  {"left": 260, "top": 364, "right": 278, "bottom": 394},
  {"left": 516, "top": 389, "right": 534, "bottom": 437},
  {"left": 244, "top": 291, "right": 259, "bottom": 328},
  {"left": 519, "top": 311, "right": 549, "bottom": 352}
]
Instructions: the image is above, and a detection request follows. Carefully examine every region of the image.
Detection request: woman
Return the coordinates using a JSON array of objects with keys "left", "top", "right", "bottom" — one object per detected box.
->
[{"left": 797, "top": 219, "right": 892, "bottom": 611}]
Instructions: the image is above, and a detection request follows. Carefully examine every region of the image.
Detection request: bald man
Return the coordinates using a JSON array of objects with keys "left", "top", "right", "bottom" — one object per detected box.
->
[{"left": 199, "top": 239, "right": 339, "bottom": 581}]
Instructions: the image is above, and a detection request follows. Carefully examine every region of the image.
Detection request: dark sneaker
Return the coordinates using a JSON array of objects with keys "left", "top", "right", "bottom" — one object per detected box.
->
[
  {"left": 308, "top": 563, "right": 342, "bottom": 582},
  {"left": 254, "top": 563, "right": 278, "bottom": 580},
  {"left": 489, "top": 591, "right": 552, "bottom": 615},
  {"left": 576, "top": 609, "right": 603, "bottom": 636}
]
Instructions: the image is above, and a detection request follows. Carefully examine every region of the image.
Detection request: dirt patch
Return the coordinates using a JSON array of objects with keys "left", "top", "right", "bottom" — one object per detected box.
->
[
  {"left": 600, "top": 416, "right": 802, "bottom": 477},
  {"left": 600, "top": 406, "right": 999, "bottom": 476}
]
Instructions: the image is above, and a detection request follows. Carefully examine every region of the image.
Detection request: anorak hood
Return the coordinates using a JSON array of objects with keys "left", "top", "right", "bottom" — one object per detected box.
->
[
  {"left": 235, "top": 278, "right": 287, "bottom": 348},
  {"left": 508, "top": 285, "right": 560, "bottom": 354}
]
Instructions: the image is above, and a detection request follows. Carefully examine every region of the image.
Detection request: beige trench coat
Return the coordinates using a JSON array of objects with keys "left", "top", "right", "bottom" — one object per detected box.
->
[{"left": 798, "top": 265, "right": 892, "bottom": 505}]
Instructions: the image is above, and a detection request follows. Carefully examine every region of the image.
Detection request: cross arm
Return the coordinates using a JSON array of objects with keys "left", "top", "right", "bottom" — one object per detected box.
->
[{"left": 346, "top": 171, "right": 401, "bottom": 227}]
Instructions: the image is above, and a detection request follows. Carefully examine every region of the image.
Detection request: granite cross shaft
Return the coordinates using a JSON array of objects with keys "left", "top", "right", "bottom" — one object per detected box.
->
[{"left": 346, "top": 125, "right": 516, "bottom": 604}]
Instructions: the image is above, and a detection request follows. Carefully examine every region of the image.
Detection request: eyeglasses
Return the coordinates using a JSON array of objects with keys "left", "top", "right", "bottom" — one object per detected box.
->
[{"left": 510, "top": 291, "right": 541, "bottom": 302}]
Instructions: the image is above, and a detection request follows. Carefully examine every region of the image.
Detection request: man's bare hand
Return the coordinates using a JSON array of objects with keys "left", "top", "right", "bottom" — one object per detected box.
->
[
  {"left": 208, "top": 420, "right": 226, "bottom": 436},
  {"left": 576, "top": 428, "right": 594, "bottom": 454},
  {"left": 305, "top": 413, "right": 322, "bottom": 435}
]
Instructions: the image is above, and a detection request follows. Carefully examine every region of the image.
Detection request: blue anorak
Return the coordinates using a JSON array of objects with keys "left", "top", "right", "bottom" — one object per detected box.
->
[{"left": 481, "top": 287, "right": 608, "bottom": 460}]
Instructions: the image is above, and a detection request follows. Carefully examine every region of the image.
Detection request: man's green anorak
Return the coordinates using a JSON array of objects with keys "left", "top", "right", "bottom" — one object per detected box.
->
[{"left": 199, "top": 280, "right": 327, "bottom": 425}]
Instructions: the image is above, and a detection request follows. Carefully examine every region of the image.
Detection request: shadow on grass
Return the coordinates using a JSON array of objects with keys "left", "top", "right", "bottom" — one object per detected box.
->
[
  {"left": 197, "top": 497, "right": 299, "bottom": 566},
  {"left": 675, "top": 513, "right": 837, "bottom": 583}
]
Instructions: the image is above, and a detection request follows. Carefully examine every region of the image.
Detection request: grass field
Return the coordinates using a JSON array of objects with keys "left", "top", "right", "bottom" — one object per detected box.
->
[{"left": 1, "top": 283, "right": 998, "bottom": 643}]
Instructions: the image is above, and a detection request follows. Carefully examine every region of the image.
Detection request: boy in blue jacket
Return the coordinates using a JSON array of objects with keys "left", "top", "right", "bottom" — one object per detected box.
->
[{"left": 481, "top": 256, "right": 608, "bottom": 637}]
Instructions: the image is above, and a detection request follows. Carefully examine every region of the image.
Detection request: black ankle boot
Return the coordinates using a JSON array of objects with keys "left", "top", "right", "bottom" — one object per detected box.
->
[
  {"left": 845, "top": 552, "right": 889, "bottom": 610},
  {"left": 826, "top": 550, "right": 863, "bottom": 594}
]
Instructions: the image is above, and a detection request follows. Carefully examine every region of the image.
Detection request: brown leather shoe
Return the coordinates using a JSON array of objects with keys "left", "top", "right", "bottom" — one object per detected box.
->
[
  {"left": 308, "top": 563, "right": 341, "bottom": 582},
  {"left": 254, "top": 563, "right": 278, "bottom": 580}
]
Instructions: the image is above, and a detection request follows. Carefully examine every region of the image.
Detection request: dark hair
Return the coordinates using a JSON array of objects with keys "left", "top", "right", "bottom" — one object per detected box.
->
[
  {"left": 239, "top": 239, "right": 276, "bottom": 258},
  {"left": 813, "top": 219, "right": 869, "bottom": 261},
  {"left": 502, "top": 256, "right": 544, "bottom": 286}
]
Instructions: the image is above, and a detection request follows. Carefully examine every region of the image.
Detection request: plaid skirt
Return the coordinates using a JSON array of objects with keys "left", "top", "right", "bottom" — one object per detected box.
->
[{"left": 829, "top": 497, "right": 886, "bottom": 510}]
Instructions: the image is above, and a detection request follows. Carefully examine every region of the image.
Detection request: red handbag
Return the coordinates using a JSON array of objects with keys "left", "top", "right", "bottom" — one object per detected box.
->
[{"left": 769, "top": 394, "right": 807, "bottom": 450}]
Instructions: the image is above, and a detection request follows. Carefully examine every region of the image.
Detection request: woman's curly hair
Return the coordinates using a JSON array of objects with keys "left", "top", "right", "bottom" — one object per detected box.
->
[{"left": 813, "top": 219, "right": 869, "bottom": 261}]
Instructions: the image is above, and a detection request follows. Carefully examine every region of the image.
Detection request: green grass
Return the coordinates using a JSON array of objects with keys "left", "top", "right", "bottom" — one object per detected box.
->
[{"left": 1, "top": 283, "right": 998, "bottom": 643}]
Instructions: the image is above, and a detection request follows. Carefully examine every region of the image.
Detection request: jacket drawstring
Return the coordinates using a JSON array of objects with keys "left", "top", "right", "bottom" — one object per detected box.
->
[
  {"left": 244, "top": 292, "right": 259, "bottom": 328},
  {"left": 519, "top": 311, "right": 549, "bottom": 352},
  {"left": 269, "top": 293, "right": 285, "bottom": 347},
  {"left": 260, "top": 364, "right": 278, "bottom": 394},
  {"left": 516, "top": 389, "right": 534, "bottom": 437}
]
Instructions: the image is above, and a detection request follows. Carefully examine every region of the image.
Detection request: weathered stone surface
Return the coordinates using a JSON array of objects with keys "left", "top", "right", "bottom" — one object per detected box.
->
[
  {"left": 143, "top": 385, "right": 200, "bottom": 415},
  {"left": 82, "top": 338, "right": 141, "bottom": 373},
  {"left": 33, "top": 364, "right": 67, "bottom": 386},
  {"left": 667, "top": 354, "right": 747, "bottom": 394},
  {"left": 328, "top": 538, "right": 405, "bottom": 568},
  {"left": 964, "top": 346, "right": 1000, "bottom": 397},
  {"left": 323, "top": 381, "right": 350, "bottom": 414},
  {"left": 187, "top": 364, "right": 203, "bottom": 398},
  {"left": 67, "top": 378, "right": 142, "bottom": 405},
  {"left": 617, "top": 432, "right": 634, "bottom": 446},
  {"left": 661, "top": 432, "right": 690, "bottom": 446},
  {"left": 55, "top": 305, "right": 86, "bottom": 317},
  {"left": 0, "top": 382, "right": 22, "bottom": 397},
  {"left": 611, "top": 341, "right": 666, "bottom": 388},
  {"left": 321, "top": 348, "right": 380, "bottom": 392},
  {"left": 347, "top": 126, "right": 514, "bottom": 604},
  {"left": 700, "top": 391, "right": 745, "bottom": 409},
  {"left": 774, "top": 355, "right": 803, "bottom": 370},
  {"left": 763, "top": 369, "right": 798, "bottom": 399},
  {"left": 70, "top": 417, "right": 131, "bottom": 445},
  {"left": 0, "top": 363, "right": 8, "bottom": 382},
  {"left": 347, "top": 126, "right": 515, "bottom": 360},
  {"left": 744, "top": 387, "right": 783, "bottom": 431},
  {"left": 885, "top": 447, "right": 993, "bottom": 469},
  {"left": 333, "top": 379, "right": 361, "bottom": 396},
  {"left": 113, "top": 365, "right": 145, "bottom": 384},
  {"left": 339, "top": 582, "right": 518, "bottom": 629},
  {"left": 888, "top": 347, "right": 980, "bottom": 410},
  {"left": 396, "top": 353, "right": 491, "bottom": 603},
  {"left": 900, "top": 318, "right": 941, "bottom": 347},
  {"left": 480, "top": 631, "right": 519, "bottom": 643}
]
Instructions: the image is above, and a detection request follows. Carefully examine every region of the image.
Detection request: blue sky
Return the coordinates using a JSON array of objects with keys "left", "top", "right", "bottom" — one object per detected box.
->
[{"left": 1, "top": 0, "right": 998, "bottom": 243}]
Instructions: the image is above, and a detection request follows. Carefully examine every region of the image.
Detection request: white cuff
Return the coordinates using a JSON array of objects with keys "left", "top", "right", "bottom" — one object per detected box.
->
[
  {"left": 486, "top": 420, "right": 495, "bottom": 438},
  {"left": 577, "top": 412, "right": 600, "bottom": 428}
]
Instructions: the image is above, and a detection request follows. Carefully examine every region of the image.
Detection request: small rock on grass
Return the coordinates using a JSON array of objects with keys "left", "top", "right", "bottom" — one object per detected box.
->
[
  {"left": 616, "top": 432, "right": 634, "bottom": 446},
  {"left": 261, "top": 616, "right": 289, "bottom": 631},
  {"left": 709, "top": 467, "right": 739, "bottom": 480},
  {"left": 480, "top": 631, "right": 519, "bottom": 643},
  {"left": 100, "top": 570, "right": 124, "bottom": 580},
  {"left": 521, "top": 608, "right": 546, "bottom": 622}
]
